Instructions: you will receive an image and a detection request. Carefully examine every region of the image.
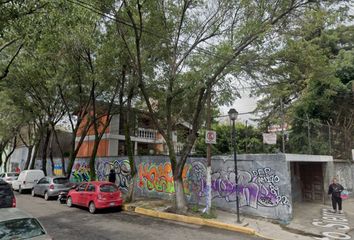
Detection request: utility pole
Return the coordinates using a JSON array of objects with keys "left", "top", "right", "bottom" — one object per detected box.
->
[
  {"left": 245, "top": 120, "right": 248, "bottom": 153},
  {"left": 205, "top": 88, "right": 212, "bottom": 214},
  {"left": 280, "top": 99, "right": 285, "bottom": 153},
  {"left": 306, "top": 114, "right": 311, "bottom": 154},
  {"left": 327, "top": 121, "right": 332, "bottom": 155}
]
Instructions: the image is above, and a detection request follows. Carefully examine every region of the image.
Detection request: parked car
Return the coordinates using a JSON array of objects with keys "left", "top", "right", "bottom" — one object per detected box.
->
[
  {"left": 32, "top": 176, "right": 74, "bottom": 200},
  {"left": 12, "top": 170, "right": 45, "bottom": 194},
  {"left": 0, "top": 208, "right": 51, "bottom": 240},
  {"left": 67, "top": 181, "right": 123, "bottom": 214},
  {"left": 58, "top": 183, "right": 78, "bottom": 204},
  {"left": 0, "top": 179, "right": 16, "bottom": 208},
  {"left": 0, "top": 172, "right": 19, "bottom": 185}
]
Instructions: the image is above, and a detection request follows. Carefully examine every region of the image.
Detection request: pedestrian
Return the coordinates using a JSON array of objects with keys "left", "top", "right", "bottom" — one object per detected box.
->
[
  {"left": 108, "top": 169, "right": 116, "bottom": 184},
  {"left": 328, "top": 177, "right": 344, "bottom": 214}
]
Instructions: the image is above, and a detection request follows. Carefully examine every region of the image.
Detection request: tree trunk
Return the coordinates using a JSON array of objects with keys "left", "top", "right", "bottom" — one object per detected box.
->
[
  {"left": 30, "top": 140, "right": 40, "bottom": 169},
  {"left": 41, "top": 127, "right": 51, "bottom": 176},
  {"left": 89, "top": 138, "right": 99, "bottom": 181},
  {"left": 49, "top": 132, "right": 55, "bottom": 176},
  {"left": 52, "top": 127, "right": 66, "bottom": 176},
  {"left": 124, "top": 98, "right": 136, "bottom": 203},
  {"left": 24, "top": 145, "right": 33, "bottom": 170},
  {"left": 174, "top": 175, "right": 188, "bottom": 213}
]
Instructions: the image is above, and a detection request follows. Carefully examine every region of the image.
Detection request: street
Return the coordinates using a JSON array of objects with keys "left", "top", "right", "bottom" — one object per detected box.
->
[{"left": 15, "top": 192, "right": 261, "bottom": 240}]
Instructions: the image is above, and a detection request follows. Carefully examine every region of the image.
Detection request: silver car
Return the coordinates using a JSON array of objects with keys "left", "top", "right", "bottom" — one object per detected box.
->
[
  {"left": 31, "top": 176, "right": 73, "bottom": 200},
  {"left": 0, "top": 208, "right": 51, "bottom": 240},
  {"left": 0, "top": 172, "right": 19, "bottom": 186}
]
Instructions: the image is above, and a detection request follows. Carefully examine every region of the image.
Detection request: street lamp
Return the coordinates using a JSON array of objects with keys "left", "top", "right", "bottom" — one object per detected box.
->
[{"left": 228, "top": 108, "right": 241, "bottom": 223}]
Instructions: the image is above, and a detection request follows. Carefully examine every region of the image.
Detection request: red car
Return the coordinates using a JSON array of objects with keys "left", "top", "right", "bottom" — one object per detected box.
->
[{"left": 66, "top": 181, "right": 123, "bottom": 214}]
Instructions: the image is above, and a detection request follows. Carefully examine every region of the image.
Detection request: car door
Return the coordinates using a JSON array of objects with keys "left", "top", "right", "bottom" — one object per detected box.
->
[
  {"left": 83, "top": 184, "right": 95, "bottom": 207},
  {"left": 34, "top": 178, "right": 46, "bottom": 196},
  {"left": 75, "top": 183, "right": 88, "bottom": 206}
]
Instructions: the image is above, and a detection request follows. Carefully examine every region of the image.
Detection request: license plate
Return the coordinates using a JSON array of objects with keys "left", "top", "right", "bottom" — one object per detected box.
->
[{"left": 110, "top": 202, "right": 115, "bottom": 206}]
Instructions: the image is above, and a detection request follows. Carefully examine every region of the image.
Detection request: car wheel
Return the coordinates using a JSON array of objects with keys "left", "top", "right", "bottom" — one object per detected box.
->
[
  {"left": 44, "top": 192, "right": 49, "bottom": 201},
  {"left": 31, "top": 189, "right": 36, "bottom": 197},
  {"left": 89, "top": 202, "right": 96, "bottom": 214},
  {"left": 67, "top": 197, "right": 73, "bottom": 207},
  {"left": 19, "top": 186, "right": 22, "bottom": 194}
]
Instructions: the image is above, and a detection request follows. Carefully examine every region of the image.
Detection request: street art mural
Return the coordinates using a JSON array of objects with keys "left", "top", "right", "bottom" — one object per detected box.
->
[
  {"left": 71, "top": 160, "right": 90, "bottom": 182},
  {"left": 137, "top": 161, "right": 289, "bottom": 209},
  {"left": 138, "top": 162, "right": 191, "bottom": 194},
  {"left": 96, "top": 159, "right": 131, "bottom": 192},
  {"left": 193, "top": 166, "right": 290, "bottom": 209}
]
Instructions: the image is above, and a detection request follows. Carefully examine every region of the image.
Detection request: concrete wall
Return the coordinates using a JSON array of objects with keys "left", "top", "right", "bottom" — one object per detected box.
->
[
  {"left": 332, "top": 160, "right": 354, "bottom": 195},
  {"left": 65, "top": 154, "right": 292, "bottom": 222}
]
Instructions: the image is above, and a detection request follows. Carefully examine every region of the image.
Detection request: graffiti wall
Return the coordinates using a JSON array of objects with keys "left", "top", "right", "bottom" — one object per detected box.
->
[{"left": 64, "top": 155, "right": 292, "bottom": 221}]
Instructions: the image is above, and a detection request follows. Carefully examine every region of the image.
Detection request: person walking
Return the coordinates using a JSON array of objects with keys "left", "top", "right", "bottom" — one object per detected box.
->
[
  {"left": 108, "top": 169, "right": 116, "bottom": 184},
  {"left": 328, "top": 177, "right": 344, "bottom": 214}
]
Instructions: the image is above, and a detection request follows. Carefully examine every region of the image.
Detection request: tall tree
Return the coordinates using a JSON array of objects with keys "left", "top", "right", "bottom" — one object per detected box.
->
[{"left": 98, "top": 0, "right": 328, "bottom": 212}]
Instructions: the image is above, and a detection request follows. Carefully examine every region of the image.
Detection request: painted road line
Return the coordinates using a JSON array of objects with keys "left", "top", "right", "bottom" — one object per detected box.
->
[{"left": 312, "top": 208, "right": 351, "bottom": 240}]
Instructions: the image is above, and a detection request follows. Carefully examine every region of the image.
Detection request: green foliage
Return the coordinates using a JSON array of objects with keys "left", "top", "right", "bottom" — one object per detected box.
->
[{"left": 194, "top": 122, "right": 265, "bottom": 156}]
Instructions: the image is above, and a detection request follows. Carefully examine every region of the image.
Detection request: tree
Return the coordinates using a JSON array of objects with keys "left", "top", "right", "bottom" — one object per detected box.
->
[{"left": 97, "top": 0, "right": 329, "bottom": 212}]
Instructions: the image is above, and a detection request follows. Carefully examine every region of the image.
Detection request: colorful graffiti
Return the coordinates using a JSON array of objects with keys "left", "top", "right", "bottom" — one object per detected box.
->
[
  {"left": 54, "top": 164, "right": 63, "bottom": 176},
  {"left": 194, "top": 166, "right": 289, "bottom": 209},
  {"left": 71, "top": 161, "right": 90, "bottom": 182},
  {"left": 96, "top": 159, "right": 131, "bottom": 192},
  {"left": 138, "top": 162, "right": 190, "bottom": 194}
]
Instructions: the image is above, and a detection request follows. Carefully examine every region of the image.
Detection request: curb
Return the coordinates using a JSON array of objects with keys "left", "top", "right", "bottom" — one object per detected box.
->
[{"left": 123, "top": 204, "right": 260, "bottom": 237}]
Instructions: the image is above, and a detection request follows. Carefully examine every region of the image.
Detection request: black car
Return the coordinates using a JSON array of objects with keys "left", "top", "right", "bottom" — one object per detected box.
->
[{"left": 0, "top": 178, "right": 16, "bottom": 208}]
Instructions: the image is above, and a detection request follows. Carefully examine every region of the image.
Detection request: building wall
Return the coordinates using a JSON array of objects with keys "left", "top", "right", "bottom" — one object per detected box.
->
[
  {"left": 64, "top": 154, "right": 292, "bottom": 222},
  {"left": 333, "top": 160, "right": 354, "bottom": 194}
]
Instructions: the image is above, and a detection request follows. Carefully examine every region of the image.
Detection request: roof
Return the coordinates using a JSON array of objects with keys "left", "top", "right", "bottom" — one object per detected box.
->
[
  {"left": 284, "top": 154, "right": 333, "bottom": 162},
  {"left": 0, "top": 208, "right": 34, "bottom": 222}
]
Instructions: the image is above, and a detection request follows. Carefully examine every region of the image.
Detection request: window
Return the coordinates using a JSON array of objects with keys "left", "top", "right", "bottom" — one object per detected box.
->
[
  {"left": 77, "top": 183, "right": 87, "bottom": 192},
  {"left": 0, "top": 218, "right": 46, "bottom": 239},
  {"left": 7, "top": 173, "right": 19, "bottom": 177},
  {"left": 86, "top": 184, "right": 95, "bottom": 192},
  {"left": 53, "top": 178, "right": 69, "bottom": 184},
  {"left": 100, "top": 184, "right": 118, "bottom": 193},
  {"left": 37, "top": 178, "right": 47, "bottom": 184}
]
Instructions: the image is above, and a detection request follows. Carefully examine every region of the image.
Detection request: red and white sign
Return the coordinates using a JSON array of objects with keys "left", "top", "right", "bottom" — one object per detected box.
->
[
  {"left": 263, "top": 133, "right": 277, "bottom": 145},
  {"left": 205, "top": 131, "right": 217, "bottom": 144}
]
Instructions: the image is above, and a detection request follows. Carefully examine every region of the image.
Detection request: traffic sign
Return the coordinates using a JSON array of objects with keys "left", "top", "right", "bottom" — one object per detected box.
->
[{"left": 205, "top": 130, "right": 216, "bottom": 144}]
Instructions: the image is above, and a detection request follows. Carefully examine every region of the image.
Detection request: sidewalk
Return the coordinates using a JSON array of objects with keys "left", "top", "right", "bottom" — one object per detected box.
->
[{"left": 123, "top": 198, "right": 354, "bottom": 240}]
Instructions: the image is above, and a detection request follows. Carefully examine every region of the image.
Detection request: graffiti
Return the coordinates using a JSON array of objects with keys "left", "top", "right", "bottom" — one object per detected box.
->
[
  {"left": 54, "top": 164, "right": 63, "bottom": 176},
  {"left": 312, "top": 209, "right": 351, "bottom": 240},
  {"left": 71, "top": 161, "right": 90, "bottom": 182},
  {"left": 96, "top": 159, "right": 131, "bottom": 192},
  {"left": 138, "top": 162, "right": 190, "bottom": 194},
  {"left": 195, "top": 167, "right": 289, "bottom": 209}
]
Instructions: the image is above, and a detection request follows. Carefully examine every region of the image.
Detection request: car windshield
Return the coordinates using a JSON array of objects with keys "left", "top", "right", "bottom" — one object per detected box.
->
[
  {"left": 0, "top": 218, "right": 46, "bottom": 240},
  {"left": 100, "top": 184, "right": 118, "bottom": 193},
  {"left": 7, "top": 173, "right": 19, "bottom": 177},
  {"left": 53, "top": 178, "right": 69, "bottom": 184}
]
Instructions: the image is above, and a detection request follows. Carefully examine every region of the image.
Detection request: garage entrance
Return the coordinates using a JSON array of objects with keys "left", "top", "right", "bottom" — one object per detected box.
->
[{"left": 291, "top": 162, "right": 325, "bottom": 203}]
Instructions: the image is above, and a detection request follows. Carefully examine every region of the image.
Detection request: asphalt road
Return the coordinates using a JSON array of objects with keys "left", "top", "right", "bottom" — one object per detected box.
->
[{"left": 14, "top": 192, "right": 261, "bottom": 240}]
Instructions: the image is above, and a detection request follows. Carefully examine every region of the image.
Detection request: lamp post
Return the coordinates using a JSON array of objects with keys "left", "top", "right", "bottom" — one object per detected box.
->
[{"left": 228, "top": 108, "right": 241, "bottom": 223}]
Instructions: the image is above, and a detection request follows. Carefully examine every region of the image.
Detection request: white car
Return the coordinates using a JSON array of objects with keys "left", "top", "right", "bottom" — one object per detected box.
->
[
  {"left": 0, "top": 172, "right": 19, "bottom": 186},
  {"left": 12, "top": 170, "right": 45, "bottom": 194},
  {"left": 0, "top": 208, "right": 52, "bottom": 239}
]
